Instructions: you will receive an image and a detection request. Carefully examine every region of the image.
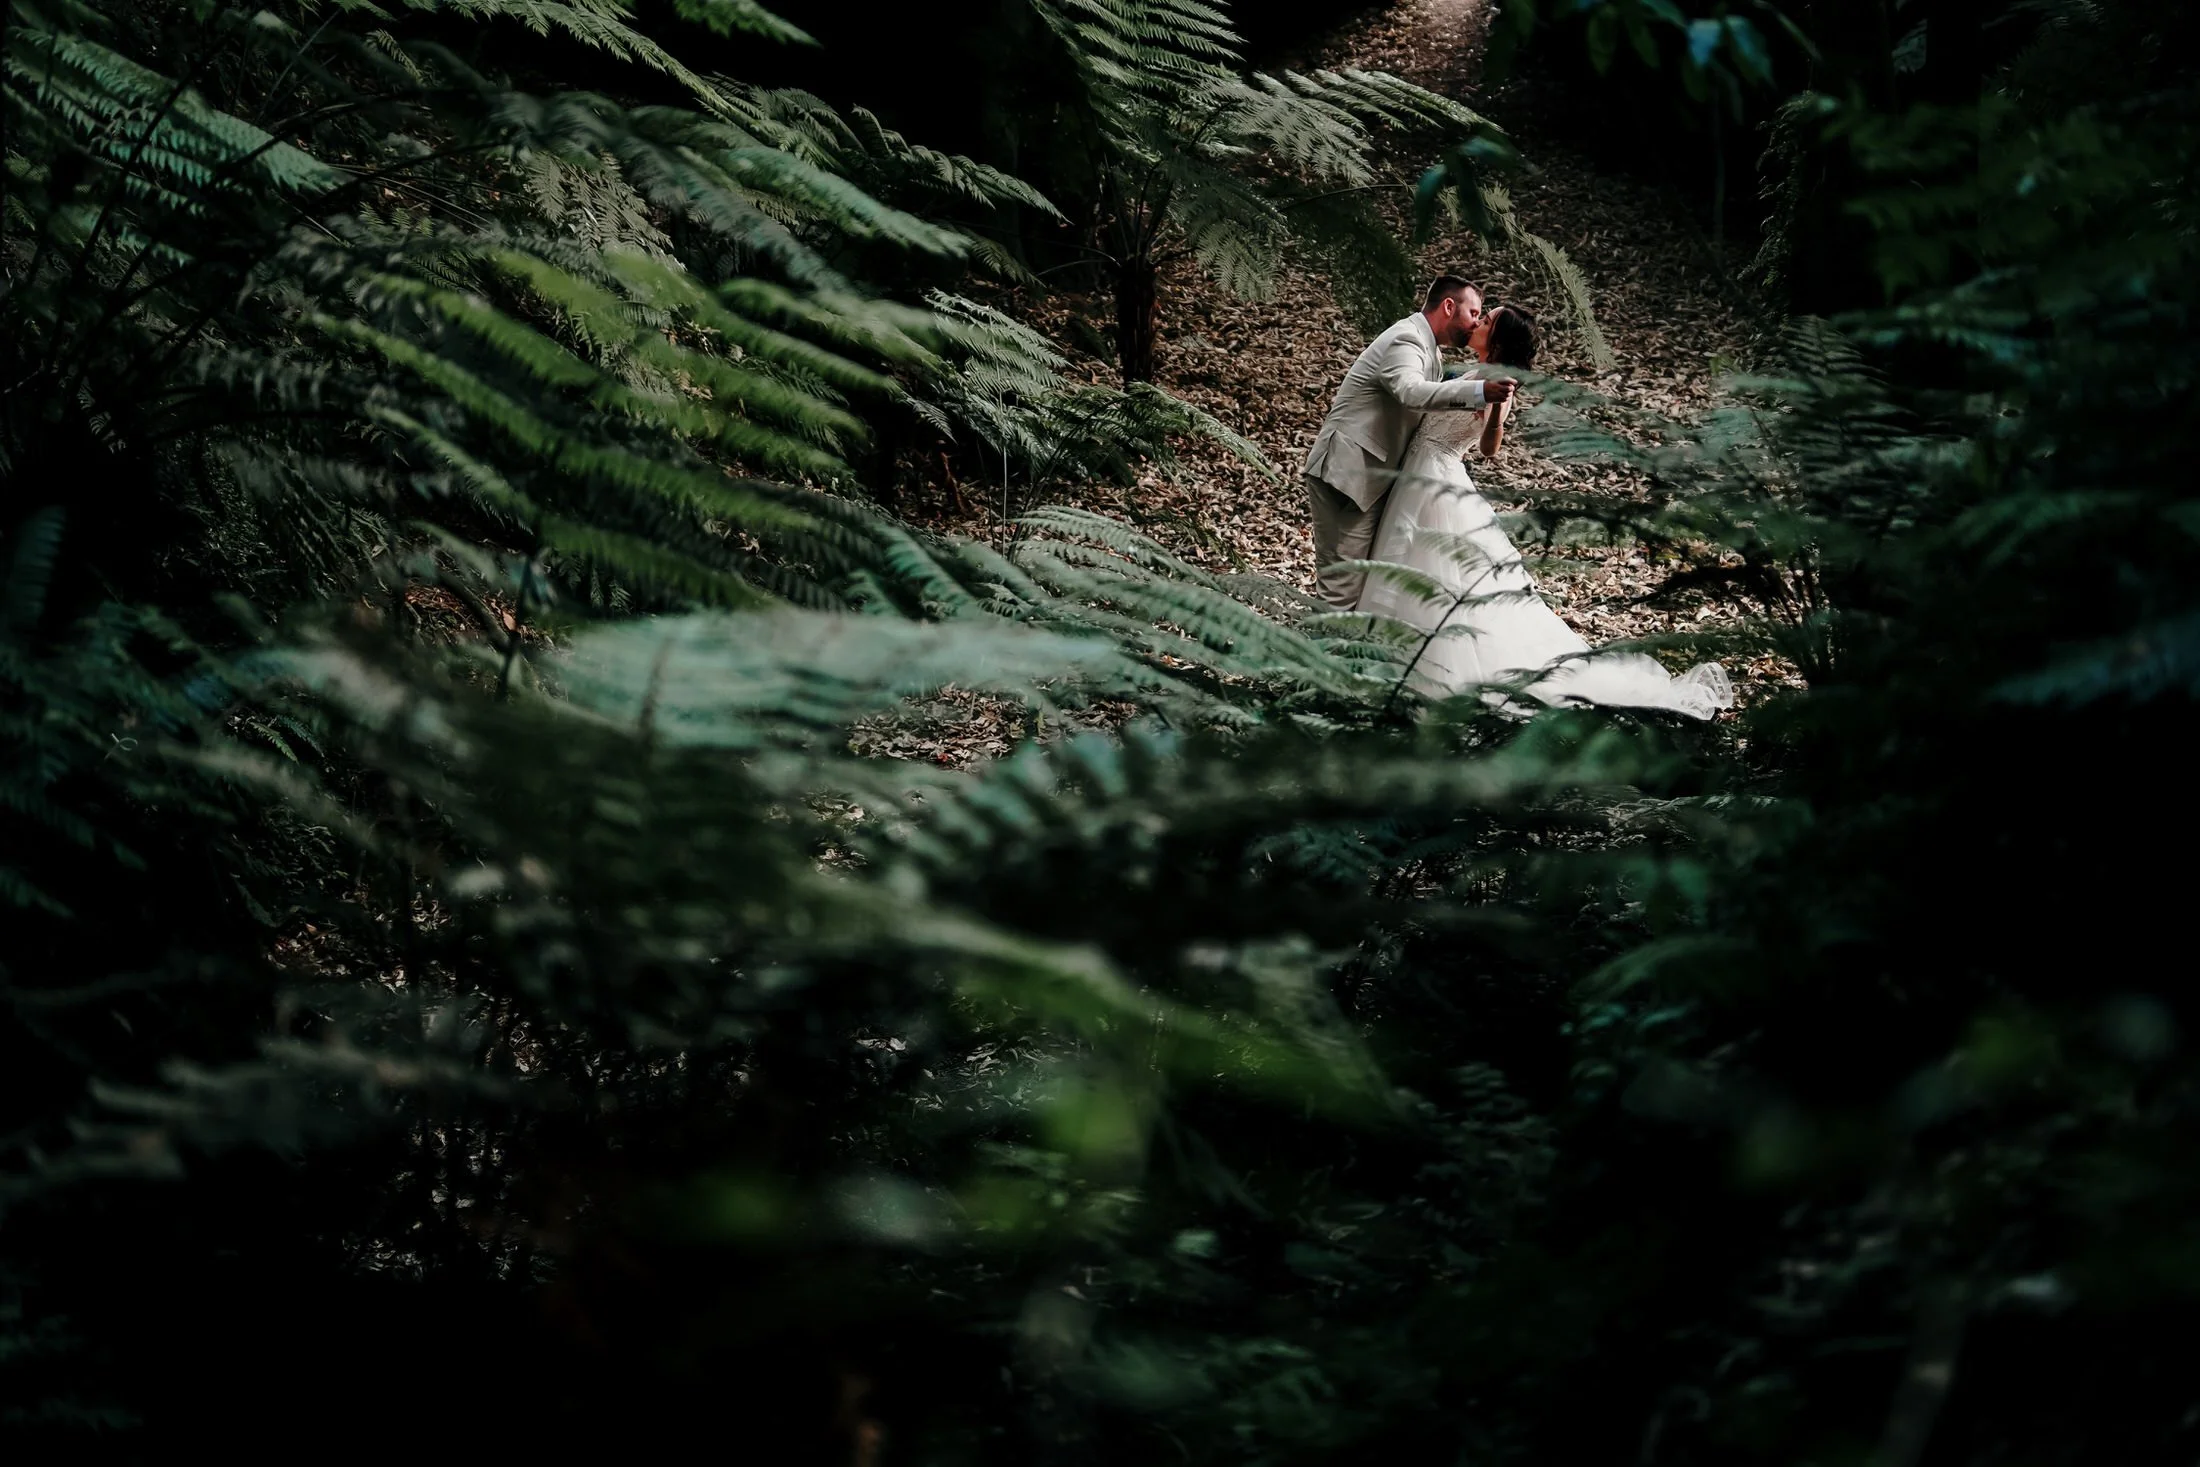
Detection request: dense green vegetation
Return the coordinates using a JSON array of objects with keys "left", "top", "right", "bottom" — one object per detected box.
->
[{"left": 4, "top": 0, "right": 2195, "bottom": 1459}]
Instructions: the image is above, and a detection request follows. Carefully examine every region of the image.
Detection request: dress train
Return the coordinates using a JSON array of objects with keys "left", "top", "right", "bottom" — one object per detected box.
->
[{"left": 1355, "top": 411, "right": 1733, "bottom": 720}]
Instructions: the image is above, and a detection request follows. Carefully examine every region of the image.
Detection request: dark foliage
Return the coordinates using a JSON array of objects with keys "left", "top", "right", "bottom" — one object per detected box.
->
[{"left": 4, "top": 0, "right": 2197, "bottom": 1462}]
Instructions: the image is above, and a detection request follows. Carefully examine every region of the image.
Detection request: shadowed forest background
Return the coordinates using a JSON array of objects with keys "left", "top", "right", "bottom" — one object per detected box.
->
[{"left": 4, "top": 0, "right": 2197, "bottom": 1460}]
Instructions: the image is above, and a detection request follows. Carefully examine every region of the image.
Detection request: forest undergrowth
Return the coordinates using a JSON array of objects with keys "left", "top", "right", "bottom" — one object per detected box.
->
[
  {"left": 6, "top": 0, "right": 2197, "bottom": 1460},
  {"left": 888, "top": 0, "right": 1800, "bottom": 778}
]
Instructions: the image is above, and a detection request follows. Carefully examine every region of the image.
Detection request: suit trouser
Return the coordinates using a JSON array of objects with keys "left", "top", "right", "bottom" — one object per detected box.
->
[{"left": 1305, "top": 473, "right": 1382, "bottom": 610}]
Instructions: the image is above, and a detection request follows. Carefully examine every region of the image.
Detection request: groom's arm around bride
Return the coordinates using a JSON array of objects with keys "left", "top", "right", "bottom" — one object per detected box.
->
[{"left": 1302, "top": 275, "right": 1517, "bottom": 609}]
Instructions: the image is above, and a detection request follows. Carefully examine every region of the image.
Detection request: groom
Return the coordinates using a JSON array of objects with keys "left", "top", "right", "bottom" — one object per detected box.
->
[{"left": 1303, "top": 275, "right": 1515, "bottom": 608}]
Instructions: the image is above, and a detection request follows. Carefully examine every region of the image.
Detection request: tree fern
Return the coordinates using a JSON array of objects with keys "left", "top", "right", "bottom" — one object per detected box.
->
[
  {"left": 1020, "top": 0, "right": 1608, "bottom": 376},
  {"left": 902, "top": 292, "right": 1277, "bottom": 501},
  {"left": 6, "top": 0, "right": 1159, "bottom": 631}
]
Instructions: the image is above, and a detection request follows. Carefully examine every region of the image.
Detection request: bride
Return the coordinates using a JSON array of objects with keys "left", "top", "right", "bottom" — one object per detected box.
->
[{"left": 1355, "top": 305, "right": 1733, "bottom": 719}]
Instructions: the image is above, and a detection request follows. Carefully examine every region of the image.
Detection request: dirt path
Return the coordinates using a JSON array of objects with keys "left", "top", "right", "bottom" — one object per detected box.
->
[{"left": 911, "top": 0, "right": 1797, "bottom": 703}]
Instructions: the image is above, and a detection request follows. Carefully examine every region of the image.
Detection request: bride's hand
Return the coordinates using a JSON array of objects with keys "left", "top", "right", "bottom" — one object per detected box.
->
[{"left": 1484, "top": 378, "right": 1517, "bottom": 405}]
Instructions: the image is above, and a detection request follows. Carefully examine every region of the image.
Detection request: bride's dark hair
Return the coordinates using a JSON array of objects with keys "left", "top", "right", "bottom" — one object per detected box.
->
[{"left": 1486, "top": 305, "right": 1539, "bottom": 369}]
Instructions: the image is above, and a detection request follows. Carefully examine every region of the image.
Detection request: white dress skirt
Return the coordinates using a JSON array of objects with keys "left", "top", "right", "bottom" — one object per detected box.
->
[{"left": 1355, "top": 409, "right": 1733, "bottom": 719}]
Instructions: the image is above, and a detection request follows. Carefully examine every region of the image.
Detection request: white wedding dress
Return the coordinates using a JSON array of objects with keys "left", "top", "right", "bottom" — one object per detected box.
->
[{"left": 1356, "top": 409, "right": 1733, "bottom": 719}]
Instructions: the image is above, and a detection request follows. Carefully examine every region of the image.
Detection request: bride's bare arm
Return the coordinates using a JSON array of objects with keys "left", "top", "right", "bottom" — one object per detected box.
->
[{"left": 1477, "top": 398, "right": 1510, "bottom": 458}]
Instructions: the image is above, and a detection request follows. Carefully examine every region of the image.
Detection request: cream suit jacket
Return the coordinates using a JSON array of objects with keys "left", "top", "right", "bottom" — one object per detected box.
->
[{"left": 1302, "top": 313, "right": 1489, "bottom": 511}]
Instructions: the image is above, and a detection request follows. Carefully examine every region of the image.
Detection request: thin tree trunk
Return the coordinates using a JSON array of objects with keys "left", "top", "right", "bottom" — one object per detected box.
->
[
  {"left": 1114, "top": 257, "right": 1160, "bottom": 384},
  {"left": 1710, "top": 92, "right": 1726, "bottom": 261},
  {"left": 1921, "top": 0, "right": 1987, "bottom": 286}
]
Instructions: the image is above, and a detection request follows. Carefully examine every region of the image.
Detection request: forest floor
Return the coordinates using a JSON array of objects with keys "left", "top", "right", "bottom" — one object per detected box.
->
[{"left": 888, "top": 0, "right": 1801, "bottom": 767}]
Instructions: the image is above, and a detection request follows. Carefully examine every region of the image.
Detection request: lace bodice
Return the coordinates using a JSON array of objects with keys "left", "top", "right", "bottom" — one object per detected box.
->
[{"left": 1409, "top": 407, "right": 1487, "bottom": 455}]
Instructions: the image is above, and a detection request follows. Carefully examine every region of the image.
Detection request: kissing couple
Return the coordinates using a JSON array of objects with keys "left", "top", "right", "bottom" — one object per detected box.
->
[{"left": 1302, "top": 275, "right": 1732, "bottom": 720}]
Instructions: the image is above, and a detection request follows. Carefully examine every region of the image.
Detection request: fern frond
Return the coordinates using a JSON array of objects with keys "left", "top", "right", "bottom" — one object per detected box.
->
[
  {"left": 1200, "top": 73, "right": 1372, "bottom": 187},
  {"left": 2, "top": 508, "right": 67, "bottom": 634}
]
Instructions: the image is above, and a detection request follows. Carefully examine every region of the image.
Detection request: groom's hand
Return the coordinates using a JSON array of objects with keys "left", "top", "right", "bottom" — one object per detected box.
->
[{"left": 1483, "top": 378, "right": 1517, "bottom": 405}]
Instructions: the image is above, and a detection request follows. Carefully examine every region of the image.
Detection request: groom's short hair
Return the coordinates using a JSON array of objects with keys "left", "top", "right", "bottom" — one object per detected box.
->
[{"left": 1423, "top": 274, "right": 1476, "bottom": 312}]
